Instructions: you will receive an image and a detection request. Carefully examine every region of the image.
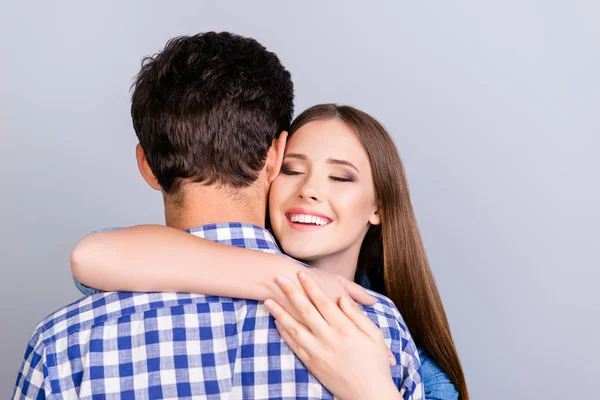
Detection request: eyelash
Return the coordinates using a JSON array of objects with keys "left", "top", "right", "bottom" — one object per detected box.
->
[
  {"left": 281, "top": 169, "right": 354, "bottom": 183},
  {"left": 330, "top": 176, "right": 353, "bottom": 183},
  {"left": 281, "top": 168, "right": 302, "bottom": 176}
]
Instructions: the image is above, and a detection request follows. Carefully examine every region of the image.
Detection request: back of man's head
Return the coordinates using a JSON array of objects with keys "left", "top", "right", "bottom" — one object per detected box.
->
[{"left": 131, "top": 31, "right": 294, "bottom": 195}]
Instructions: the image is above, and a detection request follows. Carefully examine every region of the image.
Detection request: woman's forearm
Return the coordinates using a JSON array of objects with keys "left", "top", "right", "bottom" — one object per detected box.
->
[{"left": 71, "top": 225, "right": 304, "bottom": 301}]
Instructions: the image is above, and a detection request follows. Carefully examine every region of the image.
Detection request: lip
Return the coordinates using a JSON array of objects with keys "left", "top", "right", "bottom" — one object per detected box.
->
[{"left": 285, "top": 207, "right": 333, "bottom": 232}]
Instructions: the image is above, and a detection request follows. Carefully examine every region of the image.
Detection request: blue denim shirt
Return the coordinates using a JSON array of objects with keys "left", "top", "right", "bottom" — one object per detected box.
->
[{"left": 418, "top": 348, "right": 459, "bottom": 400}]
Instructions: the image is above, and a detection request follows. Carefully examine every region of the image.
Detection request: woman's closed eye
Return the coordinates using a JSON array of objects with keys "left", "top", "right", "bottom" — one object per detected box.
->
[
  {"left": 329, "top": 175, "right": 354, "bottom": 183},
  {"left": 281, "top": 168, "right": 303, "bottom": 176}
]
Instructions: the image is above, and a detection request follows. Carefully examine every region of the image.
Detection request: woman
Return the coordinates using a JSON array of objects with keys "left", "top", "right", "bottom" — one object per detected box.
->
[{"left": 72, "top": 104, "right": 468, "bottom": 399}]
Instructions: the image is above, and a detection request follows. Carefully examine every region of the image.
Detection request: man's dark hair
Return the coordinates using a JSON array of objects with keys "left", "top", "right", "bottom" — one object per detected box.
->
[{"left": 131, "top": 31, "right": 294, "bottom": 194}]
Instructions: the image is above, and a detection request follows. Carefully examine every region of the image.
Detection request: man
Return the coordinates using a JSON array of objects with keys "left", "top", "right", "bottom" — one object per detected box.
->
[{"left": 14, "top": 32, "right": 422, "bottom": 398}]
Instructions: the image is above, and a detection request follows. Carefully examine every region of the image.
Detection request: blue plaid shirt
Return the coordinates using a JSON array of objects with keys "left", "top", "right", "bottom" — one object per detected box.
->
[{"left": 14, "top": 222, "right": 424, "bottom": 399}]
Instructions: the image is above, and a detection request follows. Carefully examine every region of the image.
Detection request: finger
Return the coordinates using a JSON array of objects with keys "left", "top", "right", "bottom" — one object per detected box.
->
[
  {"left": 338, "top": 296, "right": 394, "bottom": 366},
  {"left": 346, "top": 281, "right": 377, "bottom": 306},
  {"left": 388, "top": 349, "right": 396, "bottom": 366},
  {"left": 336, "top": 297, "right": 396, "bottom": 367},
  {"left": 296, "top": 271, "right": 355, "bottom": 331},
  {"left": 274, "top": 275, "right": 333, "bottom": 337},
  {"left": 338, "top": 296, "right": 386, "bottom": 344},
  {"left": 274, "top": 321, "right": 312, "bottom": 363},
  {"left": 264, "top": 296, "right": 322, "bottom": 348}
]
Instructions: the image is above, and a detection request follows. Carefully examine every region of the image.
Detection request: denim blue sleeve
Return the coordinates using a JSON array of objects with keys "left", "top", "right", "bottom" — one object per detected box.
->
[
  {"left": 73, "top": 227, "right": 123, "bottom": 296},
  {"left": 418, "top": 347, "right": 459, "bottom": 400},
  {"left": 73, "top": 275, "right": 102, "bottom": 296}
]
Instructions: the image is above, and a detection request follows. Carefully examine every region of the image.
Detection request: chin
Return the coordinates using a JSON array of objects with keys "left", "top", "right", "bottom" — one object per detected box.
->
[{"left": 280, "top": 243, "right": 321, "bottom": 262}]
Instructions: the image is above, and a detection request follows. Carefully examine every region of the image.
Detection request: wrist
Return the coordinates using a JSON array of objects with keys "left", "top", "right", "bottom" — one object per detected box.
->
[{"left": 261, "top": 257, "right": 304, "bottom": 300}]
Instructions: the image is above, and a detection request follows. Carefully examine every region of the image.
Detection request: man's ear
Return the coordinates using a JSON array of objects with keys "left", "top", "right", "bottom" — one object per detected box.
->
[
  {"left": 135, "top": 143, "right": 162, "bottom": 191},
  {"left": 265, "top": 131, "right": 288, "bottom": 184},
  {"left": 369, "top": 207, "right": 381, "bottom": 226}
]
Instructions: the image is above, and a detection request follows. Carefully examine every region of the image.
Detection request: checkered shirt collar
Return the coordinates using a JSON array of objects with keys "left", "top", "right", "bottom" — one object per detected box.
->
[{"left": 186, "top": 222, "right": 282, "bottom": 254}]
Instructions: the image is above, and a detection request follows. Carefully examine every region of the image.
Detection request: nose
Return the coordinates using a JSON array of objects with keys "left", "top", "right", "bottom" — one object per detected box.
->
[
  {"left": 298, "top": 191, "right": 319, "bottom": 202},
  {"left": 298, "top": 177, "right": 321, "bottom": 202}
]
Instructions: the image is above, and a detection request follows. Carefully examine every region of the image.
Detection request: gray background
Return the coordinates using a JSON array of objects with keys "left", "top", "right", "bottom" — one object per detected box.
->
[{"left": 1, "top": 1, "right": 598, "bottom": 398}]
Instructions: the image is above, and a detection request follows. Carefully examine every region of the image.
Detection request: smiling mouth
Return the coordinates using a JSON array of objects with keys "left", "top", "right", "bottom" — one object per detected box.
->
[{"left": 285, "top": 213, "right": 332, "bottom": 228}]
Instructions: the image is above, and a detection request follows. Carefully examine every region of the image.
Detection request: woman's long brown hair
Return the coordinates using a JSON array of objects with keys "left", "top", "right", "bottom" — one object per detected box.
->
[{"left": 288, "top": 104, "right": 469, "bottom": 399}]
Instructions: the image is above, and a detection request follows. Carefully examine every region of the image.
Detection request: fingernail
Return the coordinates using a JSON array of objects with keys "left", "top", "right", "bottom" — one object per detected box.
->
[
  {"left": 275, "top": 275, "right": 290, "bottom": 287},
  {"left": 264, "top": 299, "right": 274, "bottom": 310},
  {"left": 297, "top": 270, "right": 307, "bottom": 282},
  {"left": 389, "top": 356, "right": 396, "bottom": 366},
  {"left": 274, "top": 320, "right": 281, "bottom": 329},
  {"left": 339, "top": 296, "right": 350, "bottom": 307}
]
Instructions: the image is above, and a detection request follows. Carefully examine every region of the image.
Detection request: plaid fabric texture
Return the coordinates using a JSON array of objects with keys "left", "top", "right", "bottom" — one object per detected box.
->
[{"left": 14, "top": 222, "right": 423, "bottom": 399}]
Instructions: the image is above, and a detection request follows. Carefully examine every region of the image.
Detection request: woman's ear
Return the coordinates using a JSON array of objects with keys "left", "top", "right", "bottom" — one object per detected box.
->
[
  {"left": 136, "top": 143, "right": 162, "bottom": 191},
  {"left": 266, "top": 131, "right": 288, "bottom": 183},
  {"left": 369, "top": 208, "right": 381, "bottom": 225}
]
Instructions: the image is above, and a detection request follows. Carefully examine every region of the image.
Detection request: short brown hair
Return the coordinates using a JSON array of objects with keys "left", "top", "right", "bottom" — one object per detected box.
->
[{"left": 131, "top": 32, "right": 294, "bottom": 194}]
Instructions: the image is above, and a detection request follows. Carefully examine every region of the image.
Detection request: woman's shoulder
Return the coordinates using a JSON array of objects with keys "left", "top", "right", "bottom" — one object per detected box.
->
[{"left": 418, "top": 347, "right": 459, "bottom": 400}]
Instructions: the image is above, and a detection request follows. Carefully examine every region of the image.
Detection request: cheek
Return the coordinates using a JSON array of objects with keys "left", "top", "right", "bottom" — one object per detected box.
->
[
  {"left": 269, "top": 178, "right": 293, "bottom": 216},
  {"left": 333, "top": 191, "right": 372, "bottom": 223},
  {"left": 332, "top": 188, "right": 375, "bottom": 223}
]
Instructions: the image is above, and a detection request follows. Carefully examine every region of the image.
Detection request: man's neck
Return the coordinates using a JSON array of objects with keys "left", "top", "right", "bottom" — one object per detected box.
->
[{"left": 164, "top": 184, "right": 267, "bottom": 231}]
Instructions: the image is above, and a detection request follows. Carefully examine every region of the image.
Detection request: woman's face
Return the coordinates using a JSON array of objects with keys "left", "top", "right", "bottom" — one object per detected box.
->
[{"left": 269, "top": 119, "right": 380, "bottom": 266}]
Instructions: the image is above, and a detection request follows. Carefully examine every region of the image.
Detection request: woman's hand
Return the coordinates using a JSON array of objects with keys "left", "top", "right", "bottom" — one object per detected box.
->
[
  {"left": 264, "top": 271, "right": 402, "bottom": 400},
  {"left": 305, "top": 267, "right": 376, "bottom": 306},
  {"left": 265, "top": 268, "right": 377, "bottom": 323}
]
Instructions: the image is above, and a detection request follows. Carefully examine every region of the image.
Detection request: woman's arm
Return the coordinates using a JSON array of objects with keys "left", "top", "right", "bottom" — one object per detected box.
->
[{"left": 71, "top": 225, "right": 375, "bottom": 306}]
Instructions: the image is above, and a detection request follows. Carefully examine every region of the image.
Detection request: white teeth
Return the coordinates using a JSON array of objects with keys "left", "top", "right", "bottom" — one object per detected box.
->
[{"left": 289, "top": 214, "right": 329, "bottom": 226}]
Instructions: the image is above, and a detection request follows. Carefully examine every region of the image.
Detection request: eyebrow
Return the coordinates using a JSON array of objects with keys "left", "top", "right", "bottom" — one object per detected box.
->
[
  {"left": 283, "top": 153, "right": 307, "bottom": 160},
  {"left": 284, "top": 153, "right": 360, "bottom": 173}
]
